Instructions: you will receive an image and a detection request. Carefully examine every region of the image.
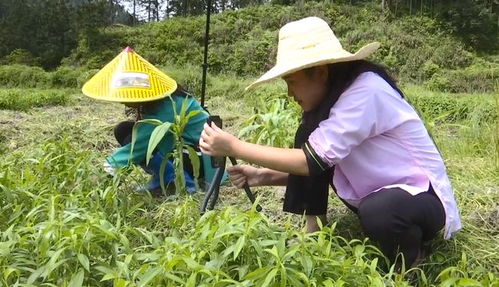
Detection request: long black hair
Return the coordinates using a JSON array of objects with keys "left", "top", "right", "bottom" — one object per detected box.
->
[{"left": 327, "top": 60, "right": 403, "bottom": 100}]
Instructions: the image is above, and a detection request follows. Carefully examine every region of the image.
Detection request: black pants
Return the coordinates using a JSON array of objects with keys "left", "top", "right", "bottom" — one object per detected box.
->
[
  {"left": 114, "top": 121, "right": 135, "bottom": 146},
  {"left": 284, "top": 181, "right": 445, "bottom": 269},
  {"left": 357, "top": 186, "right": 445, "bottom": 268}
]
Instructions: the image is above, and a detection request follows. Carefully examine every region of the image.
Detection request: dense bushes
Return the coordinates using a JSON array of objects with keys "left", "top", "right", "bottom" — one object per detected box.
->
[
  {"left": 60, "top": 2, "right": 497, "bottom": 93},
  {"left": 0, "top": 89, "right": 73, "bottom": 111},
  {"left": 0, "top": 65, "right": 97, "bottom": 89},
  {"left": 1, "top": 3, "right": 496, "bottom": 93},
  {"left": 425, "top": 62, "right": 499, "bottom": 94}
]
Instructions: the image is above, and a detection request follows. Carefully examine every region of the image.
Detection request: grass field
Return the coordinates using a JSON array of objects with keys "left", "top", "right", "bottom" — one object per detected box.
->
[{"left": 0, "top": 66, "right": 498, "bottom": 286}]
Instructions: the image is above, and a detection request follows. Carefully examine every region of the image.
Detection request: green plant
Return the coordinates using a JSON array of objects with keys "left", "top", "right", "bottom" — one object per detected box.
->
[
  {"left": 130, "top": 96, "right": 202, "bottom": 195},
  {"left": 239, "top": 97, "right": 300, "bottom": 148}
]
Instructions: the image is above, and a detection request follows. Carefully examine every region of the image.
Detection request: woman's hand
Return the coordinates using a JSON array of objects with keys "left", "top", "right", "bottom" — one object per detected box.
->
[
  {"left": 199, "top": 122, "right": 239, "bottom": 157},
  {"left": 227, "top": 165, "right": 262, "bottom": 188},
  {"left": 200, "top": 121, "right": 309, "bottom": 177}
]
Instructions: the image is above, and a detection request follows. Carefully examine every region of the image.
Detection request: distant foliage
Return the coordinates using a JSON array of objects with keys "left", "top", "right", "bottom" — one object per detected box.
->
[
  {"left": 0, "top": 0, "right": 134, "bottom": 68},
  {"left": 63, "top": 2, "right": 497, "bottom": 93},
  {"left": 0, "top": 65, "right": 97, "bottom": 89},
  {"left": 0, "top": 89, "right": 73, "bottom": 111}
]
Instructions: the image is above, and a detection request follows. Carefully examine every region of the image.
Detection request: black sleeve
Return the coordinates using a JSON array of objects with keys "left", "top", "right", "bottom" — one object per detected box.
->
[{"left": 302, "top": 140, "right": 330, "bottom": 176}]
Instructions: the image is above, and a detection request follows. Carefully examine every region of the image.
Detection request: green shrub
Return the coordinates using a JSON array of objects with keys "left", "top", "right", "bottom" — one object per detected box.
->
[
  {"left": 0, "top": 89, "right": 73, "bottom": 111},
  {"left": 1, "top": 137, "right": 498, "bottom": 285},
  {"left": 425, "top": 62, "right": 499, "bottom": 93},
  {"left": 422, "top": 61, "right": 441, "bottom": 80},
  {"left": 405, "top": 86, "right": 498, "bottom": 125},
  {"left": 426, "top": 73, "right": 451, "bottom": 92},
  {"left": 0, "top": 65, "right": 92, "bottom": 89},
  {"left": 64, "top": 2, "right": 494, "bottom": 88},
  {"left": 55, "top": 2, "right": 495, "bottom": 92},
  {"left": 428, "top": 40, "right": 474, "bottom": 70},
  {"left": 0, "top": 65, "right": 51, "bottom": 88},
  {"left": 3, "top": 49, "right": 41, "bottom": 66},
  {"left": 49, "top": 66, "right": 84, "bottom": 88},
  {"left": 77, "top": 68, "right": 99, "bottom": 88},
  {"left": 445, "top": 63, "right": 499, "bottom": 93},
  {"left": 0, "top": 67, "right": 498, "bottom": 285}
]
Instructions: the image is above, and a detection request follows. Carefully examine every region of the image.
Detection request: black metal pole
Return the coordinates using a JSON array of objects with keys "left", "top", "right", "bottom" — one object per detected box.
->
[
  {"left": 200, "top": 0, "right": 212, "bottom": 108},
  {"left": 200, "top": 165, "right": 225, "bottom": 212}
]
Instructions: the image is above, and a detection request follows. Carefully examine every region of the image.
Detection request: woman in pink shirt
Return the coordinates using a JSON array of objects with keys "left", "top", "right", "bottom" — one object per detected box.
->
[{"left": 199, "top": 17, "right": 461, "bottom": 269}]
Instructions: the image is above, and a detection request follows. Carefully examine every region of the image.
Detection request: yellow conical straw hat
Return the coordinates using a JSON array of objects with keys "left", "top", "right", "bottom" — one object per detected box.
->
[{"left": 82, "top": 47, "right": 177, "bottom": 103}]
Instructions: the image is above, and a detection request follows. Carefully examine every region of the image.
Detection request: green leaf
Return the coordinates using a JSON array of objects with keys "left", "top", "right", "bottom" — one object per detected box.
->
[
  {"left": 27, "top": 266, "right": 44, "bottom": 284},
  {"left": 77, "top": 253, "right": 90, "bottom": 272},
  {"left": 101, "top": 273, "right": 116, "bottom": 281},
  {"left": 186, "top": 272, "right": 197, "bottom": 287},
  {"left": 163, "top": 272, "right": 185, "bottom": 284},
  {"left": 114, "top": 278, "right": 127, "bottom": 287},
  {"left": 300, "top": 255, "right": 313, "bottom": 276},
  {"left": 185, "top": 110, "right": 202, "bottom": 122},
  {"left": 233, "top": 236, "right": 246, "bottom": 260},
  {"left": 146, "top": 122, "right": 172, "bottom": 165},
  {"left": 179, "top": 97, "right": 189, "bottom": 119},
  {"left": 138, "top": 267, "right": 161, "bottom": 287},
  {"left": 185, "top": 145, "right": 200, "bottom": 190},
  {"left": 439, "top": 277, "right": 460, "bottom": 287},
  {"left": 457, "top": 278, "right": 482, "bottom": 286},
  {"left": 261, "top": 268, "right": 278, "bottom": 287},
  {"left": 244, "top": 267, "right": 270, "bottom": 281},
  {"left": 68, "top": 269, "right": 84, "bottom": 287},
  {"left": 130, "top": 119, "right": 164, "bottom": 164},
  {"left": 2, "top": 267, "right": 18, "bottom": 281}
]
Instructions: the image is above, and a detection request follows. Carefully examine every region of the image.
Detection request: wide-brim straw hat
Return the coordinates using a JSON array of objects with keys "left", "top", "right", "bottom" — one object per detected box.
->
[
  {"left": 245, "top": 17, "right": 380, "bottom": 91},
  {"left": 82, "top": 47, "right": 177, "bottom": 103}
]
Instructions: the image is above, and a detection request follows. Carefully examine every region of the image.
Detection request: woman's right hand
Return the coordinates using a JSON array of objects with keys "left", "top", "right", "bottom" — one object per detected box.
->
[{"left": 227, "top": 165, "right": 262, "bottom": 188}]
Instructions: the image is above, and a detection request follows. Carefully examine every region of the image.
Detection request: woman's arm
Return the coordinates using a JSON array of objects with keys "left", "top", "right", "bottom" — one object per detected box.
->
[
  {"left": 200, "top": 122, "right": 310, "bottom": 176},
  {"left": 228, "top": 165, "right": 289, "bottom": 187},
  {"left": 259, "top": 168, "right": 289, "bottom": 186}
]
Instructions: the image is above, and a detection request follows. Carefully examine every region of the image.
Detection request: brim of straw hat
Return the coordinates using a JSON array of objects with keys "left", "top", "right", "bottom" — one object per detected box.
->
[{"left": 245, "top": 42, "right": 380, "bottom": 91}]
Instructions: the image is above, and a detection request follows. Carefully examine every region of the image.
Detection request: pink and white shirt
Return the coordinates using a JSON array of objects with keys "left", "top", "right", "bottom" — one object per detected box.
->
[{"left": 306, "top": 72, "right": 462, "bottom": 239}]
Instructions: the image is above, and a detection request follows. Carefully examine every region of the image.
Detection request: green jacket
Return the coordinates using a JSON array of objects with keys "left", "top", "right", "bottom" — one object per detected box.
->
[{"left": 106, "top": 90, "right": 219, "bottom": 183}]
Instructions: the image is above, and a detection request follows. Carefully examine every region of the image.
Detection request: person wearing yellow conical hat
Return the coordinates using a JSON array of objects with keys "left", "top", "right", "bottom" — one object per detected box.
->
[
  {"left": 83, "top": 47, "right": 222, "bottom": 195},
  {"left": 199, "top": 17, "right": 461, "bottom": 270}
]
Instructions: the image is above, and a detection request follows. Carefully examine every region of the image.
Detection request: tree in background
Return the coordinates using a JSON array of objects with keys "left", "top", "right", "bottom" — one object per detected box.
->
[
  {"left": 0, "top": 0, "right": 496, "bottom": 68},
  {"left": 0, "top": 0, "right": 135, "bottom": 69},
  {"left": 436, "top": 0, "right": 498, "bottom": 52}
]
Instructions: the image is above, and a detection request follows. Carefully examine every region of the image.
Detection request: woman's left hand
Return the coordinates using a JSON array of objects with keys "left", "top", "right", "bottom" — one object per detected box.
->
[{"left": 199, "top": 122, "right": 239, "bottom": 157}]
